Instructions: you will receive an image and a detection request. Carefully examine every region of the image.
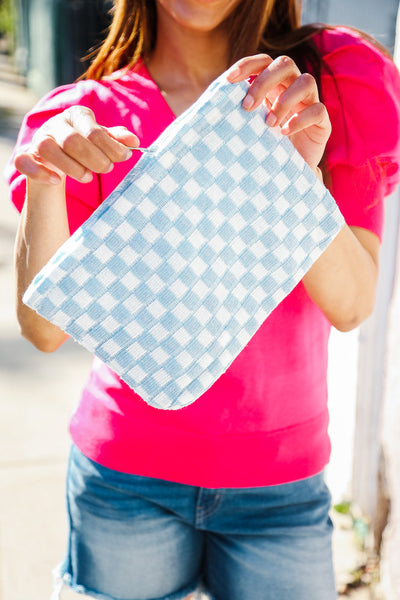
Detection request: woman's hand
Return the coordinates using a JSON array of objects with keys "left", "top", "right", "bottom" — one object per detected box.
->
[
  {"left": 14, "top": 107, "right": 140, "bottom": 351},
  {"left": 227, "top": 54, "right": 331, "bottom": 174},
  {"left": 228, "top": 54, "right": 382, "bottom": 332},
  {"left": 14, "top": 106, "right": 140, "bottom": 186}
]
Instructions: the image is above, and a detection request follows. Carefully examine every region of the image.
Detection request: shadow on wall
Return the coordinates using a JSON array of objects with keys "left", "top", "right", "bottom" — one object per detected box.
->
[{"left": 302, "top": 0, "right": 398, "bottom": 52}]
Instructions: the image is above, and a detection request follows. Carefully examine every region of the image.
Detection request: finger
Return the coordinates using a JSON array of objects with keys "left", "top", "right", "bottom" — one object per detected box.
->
[
  {"left": 32, "top": 112, "right": 114, "bottom": 176},
  {"left": 243, "top": 55, "right": 302, "bottom": 111},
  {"left": 227, "top": 54, "right": 273, "bottom": 81},
  {"left": 66, "top": 107, "right": 132, "bottom": 164},
  {"left": 281, "top": 103, "right": 331, "bottom": 140},
  {"left": 266, "top": 72, "right": 319, "bottom": 128},
  {"left": 14, "top": 152, "right": 65, "bottom": 186},
  {"left": 34, "top": 134, "right": 95, "bottom": 183}
]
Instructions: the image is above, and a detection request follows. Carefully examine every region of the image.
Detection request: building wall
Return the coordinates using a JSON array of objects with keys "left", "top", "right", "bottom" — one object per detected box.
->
[{"left": 303, "top": 0, "right": 398, "bottom": 51}]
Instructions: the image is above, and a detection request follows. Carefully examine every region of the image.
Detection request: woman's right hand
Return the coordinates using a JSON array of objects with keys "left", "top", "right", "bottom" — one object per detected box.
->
[
  {"left": 14, "top": 106, "right": 139, "bottom": 351},
  {"left": 14, "top": 106, "right": 140, "bottom": 186}
]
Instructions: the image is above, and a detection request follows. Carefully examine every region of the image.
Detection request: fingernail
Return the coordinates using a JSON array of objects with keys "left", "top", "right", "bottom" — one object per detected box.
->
[
  {"left": 81, "top": 172, "right": 93, "bottom": 183},
  {"left": 242, "top": 95, "right": 254, "bottom": 110},
  {"left": 266, "top": 111, "right": 278, "bottom": 127},
  {"left": 228, "top": 68, "right": 240, "bottom": 81}
]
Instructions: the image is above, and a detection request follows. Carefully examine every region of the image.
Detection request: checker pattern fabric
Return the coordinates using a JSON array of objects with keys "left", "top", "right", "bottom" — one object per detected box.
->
[{"left": 24, "top": 71, "right": 345, "bottom": 410}]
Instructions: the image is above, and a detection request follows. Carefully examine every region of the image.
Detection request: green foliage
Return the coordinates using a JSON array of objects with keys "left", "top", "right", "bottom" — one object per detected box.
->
[
  {"left": 334, "top": 500, "right": 370, "bottom": 550},
  {"left": 333, "top": 500, "right": 352, "bottom": 515},
  {"left": 0, "top": 0, "right": 16, "bottom": 39}
]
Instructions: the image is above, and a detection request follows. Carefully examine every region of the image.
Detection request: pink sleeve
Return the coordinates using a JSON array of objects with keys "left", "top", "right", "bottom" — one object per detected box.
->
[
  {"left": 316, "top": 28, "right": 400, "bottom": 240},
  {"left": 5, "top": 68, "right": 171, "bottom": 234}
]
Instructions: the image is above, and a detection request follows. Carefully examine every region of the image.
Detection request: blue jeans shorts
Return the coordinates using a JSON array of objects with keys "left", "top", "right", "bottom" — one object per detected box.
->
[{"left": 54, "top": 444, "right": 337, "bottom": 600}]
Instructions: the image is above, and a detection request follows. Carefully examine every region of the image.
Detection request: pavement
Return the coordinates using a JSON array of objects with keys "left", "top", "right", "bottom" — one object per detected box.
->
[
  {"left": 0, "top": 50, "right": 372, "bottom": 600},
  {"left": 0, "top": 51, "right": 93, "bottom": 600}
]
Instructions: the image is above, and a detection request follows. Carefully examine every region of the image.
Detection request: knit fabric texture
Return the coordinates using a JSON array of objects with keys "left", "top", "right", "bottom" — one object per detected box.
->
[{"left": 23, "top": 71, "right": 345, "bottom": 410}]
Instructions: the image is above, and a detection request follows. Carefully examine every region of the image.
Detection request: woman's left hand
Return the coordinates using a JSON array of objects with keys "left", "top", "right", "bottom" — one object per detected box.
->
[{"left": 227, "top": 54, "right": 331, "bottom": 175}]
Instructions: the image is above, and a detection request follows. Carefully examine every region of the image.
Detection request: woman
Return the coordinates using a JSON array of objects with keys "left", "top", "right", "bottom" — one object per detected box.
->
[{"left": 7, "top": 0, "right": 400, "bottom": 599}]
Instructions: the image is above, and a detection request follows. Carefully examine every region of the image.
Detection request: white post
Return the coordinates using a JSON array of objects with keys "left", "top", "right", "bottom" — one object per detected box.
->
[
  {"left": 351, "top": 0, "right": 400, "bottom": 525},
  {"left": 302, "top": 0, "right": 400, "bottom": 520},
  {"left": 351, "top": 191, "right": 400, "bottom": 521},
  {"left": 378, "top": 7, "right": 400, "bottom": 597}
]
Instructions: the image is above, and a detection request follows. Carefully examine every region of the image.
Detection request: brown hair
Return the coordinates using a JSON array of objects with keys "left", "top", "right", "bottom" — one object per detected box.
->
[
  {"left": 83, "top": 0, "right": 325, "bottom": 82},
  {"left": 83, "top": 0, "right": 392, "bottom": 183}
]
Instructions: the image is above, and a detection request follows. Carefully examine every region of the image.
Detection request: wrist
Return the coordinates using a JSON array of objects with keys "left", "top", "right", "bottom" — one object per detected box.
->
[{"left": 26, "top": 176, "right": 67, "bottom": 208}]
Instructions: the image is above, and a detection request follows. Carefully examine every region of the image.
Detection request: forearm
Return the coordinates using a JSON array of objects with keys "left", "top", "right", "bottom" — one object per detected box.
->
[
  {"left": 15, "top": 179, "right": 70, "bottom": 351},
  {"left": 302, "top": 225, "right": 379, "bottom": 331},
  {"left": 12, "top": 107, "right": 139, "bottom": 350}
]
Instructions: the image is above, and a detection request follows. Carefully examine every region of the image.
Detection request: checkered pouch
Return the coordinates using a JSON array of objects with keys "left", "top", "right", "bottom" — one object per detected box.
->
[{"left": 24, "top": 71, "right": 345, "bottom": 410}]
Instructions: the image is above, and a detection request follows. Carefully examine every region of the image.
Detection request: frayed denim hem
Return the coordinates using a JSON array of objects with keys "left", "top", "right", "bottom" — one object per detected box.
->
[{"left": 50, "top": 565, "right": 209, "bottom": 600}]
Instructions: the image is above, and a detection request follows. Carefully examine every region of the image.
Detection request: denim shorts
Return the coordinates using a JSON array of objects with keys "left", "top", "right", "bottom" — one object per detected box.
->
[{"left": 53, "top": 444, "right": 337, "bottom": 600}]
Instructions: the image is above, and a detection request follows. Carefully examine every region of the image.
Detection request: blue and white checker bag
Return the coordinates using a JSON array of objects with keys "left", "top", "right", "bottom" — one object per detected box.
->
[{"left": 24, "top": 70, "right": 345, "bottom": 410}]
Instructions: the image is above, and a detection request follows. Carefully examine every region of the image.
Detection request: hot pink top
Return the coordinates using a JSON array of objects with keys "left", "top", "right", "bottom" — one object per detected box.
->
[{"left": 7, "top": 27, "right": 400, "bottom": 487}]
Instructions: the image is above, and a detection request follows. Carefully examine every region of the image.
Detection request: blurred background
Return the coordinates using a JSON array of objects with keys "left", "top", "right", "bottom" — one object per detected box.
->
[{"left": 1, "top": 1, "right": 400, "bottom": 599}]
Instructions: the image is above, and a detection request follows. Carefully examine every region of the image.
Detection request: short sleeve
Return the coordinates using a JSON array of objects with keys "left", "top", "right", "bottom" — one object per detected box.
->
[
  {"left": 315, "top": 27, "right": 400, "bottom": 240},
  {"left": 5, "top": 77, "right": 152, "bottom": 233}
]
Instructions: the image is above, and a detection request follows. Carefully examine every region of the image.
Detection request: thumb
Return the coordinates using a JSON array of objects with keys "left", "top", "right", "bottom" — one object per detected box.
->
[{"left": 104, "top": 126, "right": 141, "bottom": 148}]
